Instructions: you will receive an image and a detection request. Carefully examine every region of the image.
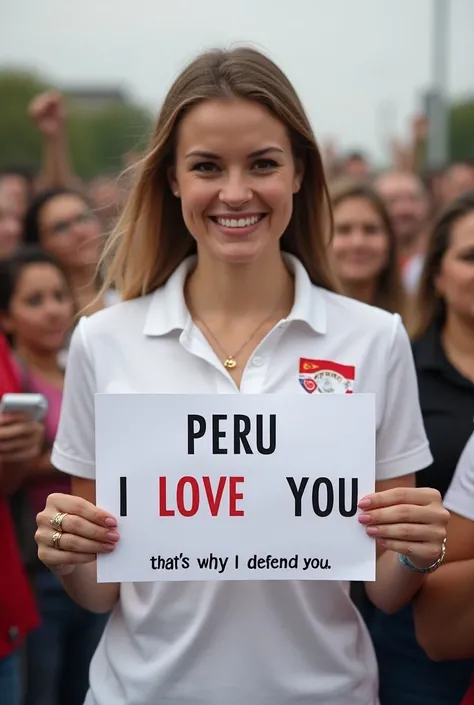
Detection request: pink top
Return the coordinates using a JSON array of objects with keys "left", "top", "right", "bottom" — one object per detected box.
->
[{"left": 14, "top": 361, "right": 69, "bottom": 515}]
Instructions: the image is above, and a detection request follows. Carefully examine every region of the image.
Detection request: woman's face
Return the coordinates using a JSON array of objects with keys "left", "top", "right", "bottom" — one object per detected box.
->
[
  {"left": 331, "top": 197, "right": 390, "bottom": 286},
  {"left": 38, "top": 194, "right": 102, "bottom": 271},
  {"left": 171, "top": 98, "right": 302, "bottom": 266},
  {"left": 436, "top": 211, "right": 474, "bottom": 322},
  {"left": 3, "top": 263, "right": 74, "bottom": 354}
]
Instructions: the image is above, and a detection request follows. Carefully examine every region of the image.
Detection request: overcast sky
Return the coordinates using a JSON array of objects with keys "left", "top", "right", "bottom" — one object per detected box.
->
[{"left": 1, "top": 0, "right": 473, "bottom": 163}]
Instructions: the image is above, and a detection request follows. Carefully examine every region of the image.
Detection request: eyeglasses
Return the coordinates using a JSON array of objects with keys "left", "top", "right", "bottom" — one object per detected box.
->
[{"left": 47, "top": 211, "right": 97, "bottom": 237}]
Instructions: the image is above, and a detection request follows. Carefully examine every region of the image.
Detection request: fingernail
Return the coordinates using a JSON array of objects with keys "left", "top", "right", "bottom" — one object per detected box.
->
[
  {"left": 104, "top": 518, "right": 117, "bottom": 528},
  {"left": 106, "top": 532, "right": 119, "bottom": 541},
  {"left": 366, "top": 526, "right": 378, "bottom": 535},
  {"left": 102, "top": 543, "right": 116, "bottom": 551},
  {"left": 358, "top": 498, "right": 371, "bottom": 509},
  {"left": 358, "top": 513, "right": 372, "bottom": 524}
]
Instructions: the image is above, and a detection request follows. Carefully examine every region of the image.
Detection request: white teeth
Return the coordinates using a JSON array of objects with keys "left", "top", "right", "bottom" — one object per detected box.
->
[{"left": 215, "top": 215, "right": 262, "bottom": 228}]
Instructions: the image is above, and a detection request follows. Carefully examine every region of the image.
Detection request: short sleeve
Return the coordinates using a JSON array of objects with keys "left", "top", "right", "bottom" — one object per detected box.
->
[
  {"left": 51, "top": 318, "right": 96, "bottom": 479},
  {"left": 376, "top": 314, "right": 433, "bottom": 480},
  {"left": 444, "top": 432, "right": 474, "bottom": 520}
]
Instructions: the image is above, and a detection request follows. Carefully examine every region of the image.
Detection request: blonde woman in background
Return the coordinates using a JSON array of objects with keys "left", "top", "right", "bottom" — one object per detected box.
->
[{"left": 330, "top": 181, "right": 406, "bottom": 317}]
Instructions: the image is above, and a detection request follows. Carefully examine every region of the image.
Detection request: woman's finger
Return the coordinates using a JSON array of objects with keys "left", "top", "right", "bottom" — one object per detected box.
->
[
  {"left": 0, "top": 435, "right": 38, "bottom": 453},
  {"left": 358, "top": 504, "right": 447, "bottom": 526},
  {"left": 365, "top": 522, "right": 446, "bottom": 543},
  {"left": 36, "top": 527, "right": 116, "bottom": 555},
  {"left": 55, "top": 513, "right": 120, "bottom": 544},
  {"left": 358, "top": 487, "right": 441, "bottom": 510},
  {"left": 43, "top": 493, "right": 117, "bottom": 528},
  {"left": 37, "top": 546, "right": 100, "bottom": 567},
  {"left": 375, "top": 539, "right": 445, "bottom": 565}
]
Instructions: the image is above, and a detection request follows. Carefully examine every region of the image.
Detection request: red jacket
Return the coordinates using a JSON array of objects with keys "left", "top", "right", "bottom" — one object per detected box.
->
[
  {"left": 462, "top": 679, "right": 474, "bottom": 705},
  {"left": 0, "top": 334, "right": 39, "bottom": 657}
]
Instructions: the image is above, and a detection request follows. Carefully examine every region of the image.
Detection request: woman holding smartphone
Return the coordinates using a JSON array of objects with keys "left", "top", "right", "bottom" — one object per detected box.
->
[{"left": 0, "top": 247, "right": 107, "bottom": 705}]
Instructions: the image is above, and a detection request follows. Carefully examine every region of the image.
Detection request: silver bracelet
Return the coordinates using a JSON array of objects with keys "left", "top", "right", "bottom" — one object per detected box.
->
[{"left": 398, "top": 538, "right": 447, "bottom": 574}]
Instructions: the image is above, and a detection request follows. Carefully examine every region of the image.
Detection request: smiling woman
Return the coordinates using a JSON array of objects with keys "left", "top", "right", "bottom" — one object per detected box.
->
[{"left": 33, "top": 47, "right": 448, "bottom": 705}]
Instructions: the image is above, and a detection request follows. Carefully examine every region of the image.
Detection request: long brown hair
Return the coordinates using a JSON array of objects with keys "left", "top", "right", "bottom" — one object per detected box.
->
[
  {"left": 100, "top": 47, "right": 338, "bottom": 300},
  {"left": 409, "top": 190, "right": 474, "bottom": 339},
  {"left": 330, "top": 181, "right": 406, "bottom": 315}
]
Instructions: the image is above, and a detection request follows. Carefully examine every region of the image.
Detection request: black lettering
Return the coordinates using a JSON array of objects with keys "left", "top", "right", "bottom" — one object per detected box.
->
[
  {"left": 288, "top": 555, "right": 298, "bottom": 569},
  {"left": 286, "top": 477, "right": 309, "bottom": 516},
  {"left": 120, "top": 476, "right": 127, "bottom": 516},
  {"left": 212, "top": 415, "right": 227, "bottom": 454},
  {"left": 233, "top": 415, "right": 253, "bottom": 454},
  {"left": 321, "top": 559, "right": 331, "bottom": 570},
  {"left": 188, "top": 415, "right": 206, "bottom": 454},
  {"left": 339, "top": 478, "right": 358, "bottom": 517},
  {"left": 312, "top": 478, "right": 334, "bottom": 517},
  {"left": 181, "top": 556, "right": 190, "bottom": 569},
  {"left": 256, "top": 414, "right": 276, "bottom": 454},
  {"left": 257, "top": 558, "right": 266, "bottom": 569},
  {"left": 150, "top": 556, "right": 158, "bottom": 570},
  {"left": 248, "top": 554, "right": 257, "bottom": 569}
]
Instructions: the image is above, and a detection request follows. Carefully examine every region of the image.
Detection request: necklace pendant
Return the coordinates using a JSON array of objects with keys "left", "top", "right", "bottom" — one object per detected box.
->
[{"left": 224, "top": 358, "right": 237, "bottom": 370}]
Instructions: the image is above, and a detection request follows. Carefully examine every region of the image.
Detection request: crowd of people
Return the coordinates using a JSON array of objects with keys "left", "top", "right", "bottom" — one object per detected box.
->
[{"left": 1, "top": 45, "right": 474, "bottom": 705}]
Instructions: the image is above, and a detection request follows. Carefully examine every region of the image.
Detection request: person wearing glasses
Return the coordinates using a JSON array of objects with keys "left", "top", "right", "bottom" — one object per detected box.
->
[{"left": 23, "top": 189, "right": 120, "bottom": 317}]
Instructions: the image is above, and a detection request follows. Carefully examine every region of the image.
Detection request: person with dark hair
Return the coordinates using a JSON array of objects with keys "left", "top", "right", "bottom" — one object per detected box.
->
[
  {"left": 366, "top": 191, "right": 474, "bottom": 705},
  {"left": 0, "top": 166, "right": 36, "bottom": 220},
  {"left": 23, "top": 188, "right": 119, "bottom": 315},
  {"left": 0, "top": 246, "right": 107, "bottom": 705}
]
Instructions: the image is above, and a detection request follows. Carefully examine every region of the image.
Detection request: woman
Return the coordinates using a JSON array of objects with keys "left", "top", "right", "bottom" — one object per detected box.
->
[
  {"left": 366, "top": 191, "right": 474, "bottom": 705},
  {"left": 34, "top": 47, "right": 447, "bottom": 705},
  {"left": 330, "top": 181, "right": 405, "bottom": 315},
  {"left": 0, "top": 248, "right": 107, "bottom": 705},
  {"left": 23, "top": 189, "right": 119, "bottom": 316},
  {"left": 414, "top": 429, "right": 474, "bottom": 705}
]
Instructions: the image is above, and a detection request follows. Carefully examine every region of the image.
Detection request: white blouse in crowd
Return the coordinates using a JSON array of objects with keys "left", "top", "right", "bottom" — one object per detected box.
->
[
  {"left": 51, "top": 254, "right": 432, "bottom": 705},
  {"left": 444, "top": 431, "right": 474, "bottom": 521}
]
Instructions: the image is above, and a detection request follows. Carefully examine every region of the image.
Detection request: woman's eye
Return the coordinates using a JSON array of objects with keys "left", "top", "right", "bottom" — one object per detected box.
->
[
  {"left": 253, "top": 159, "right": 278, "bottom": 171},
  {"left": 26, "top": 294, "right": 43, "bottom": 307},
  {"left": 192, "top": 162, "right": 219, "bottom": 173}
]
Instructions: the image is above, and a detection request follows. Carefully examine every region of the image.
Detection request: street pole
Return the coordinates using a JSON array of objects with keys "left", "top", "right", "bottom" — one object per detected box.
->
[{"left": 426, "top": 0, "right": 449, "bottom": 168}]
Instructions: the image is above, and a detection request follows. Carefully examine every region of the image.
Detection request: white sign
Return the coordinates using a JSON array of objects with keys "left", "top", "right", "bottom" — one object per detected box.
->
[{"left": 95, "top": 394, "right": 376, "bottom": 583}]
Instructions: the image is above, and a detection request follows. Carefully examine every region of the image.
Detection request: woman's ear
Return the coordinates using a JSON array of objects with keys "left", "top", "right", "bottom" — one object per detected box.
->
[
  {"left": 293, "top": 158, "right": 304, "bottom": 194},
  {"left": 167, "top": 166, "right": 180, "bottom": 198},
  {"left": 0, "top": 312, "right": 13, "bottom": 336}
]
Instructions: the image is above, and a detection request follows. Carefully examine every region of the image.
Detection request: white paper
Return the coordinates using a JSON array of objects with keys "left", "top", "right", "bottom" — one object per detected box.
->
[{"left": 95, "top": 394, "right": 376, "bottom": 583}]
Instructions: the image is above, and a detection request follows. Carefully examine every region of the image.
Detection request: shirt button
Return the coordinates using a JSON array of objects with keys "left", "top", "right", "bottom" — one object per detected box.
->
[{"left": 252, "top": 356, "right": 264, "bottom": 367}]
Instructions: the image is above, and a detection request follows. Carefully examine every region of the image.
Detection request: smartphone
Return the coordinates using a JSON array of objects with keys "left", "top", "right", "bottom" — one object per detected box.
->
[{"left": 0, "top": 393, "right": 48, "bottom": 422}]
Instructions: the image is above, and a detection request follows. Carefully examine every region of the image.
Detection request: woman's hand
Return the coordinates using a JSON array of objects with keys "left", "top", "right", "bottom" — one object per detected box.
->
[
  {"left": 36, "top": 492, "right": 119, "bottom": 576},
  {"left": 0, "top": 412, "right": 44, "bottom": 465},
  {"left": 358, "top": 487, "right": 449, "bottom": 570}
]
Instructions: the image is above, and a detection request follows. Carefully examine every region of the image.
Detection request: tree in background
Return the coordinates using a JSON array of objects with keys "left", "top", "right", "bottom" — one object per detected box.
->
[{"left": 0, "top": 69, "right": 152, "bottom": 180}]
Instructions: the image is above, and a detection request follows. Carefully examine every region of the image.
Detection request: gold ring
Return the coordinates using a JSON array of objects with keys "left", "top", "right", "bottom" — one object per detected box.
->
[
  {"left": 50, "top": 512, "right": 68, "bottom": 531},
  {"left": 52, "top": 531, "right": 63, "bottom": 550}
]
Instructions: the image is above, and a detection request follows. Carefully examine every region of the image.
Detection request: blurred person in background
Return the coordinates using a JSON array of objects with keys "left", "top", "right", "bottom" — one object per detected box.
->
[
  {"left": 375, "top": 169, "right": 431, "bottom": 294},
  {"left": 23, "top": 189, "right": 119, "bottom": 316},
  {"left": 0, "top": 182, "right": 23, "bottom": 260},
  {"left": 0, "top": 329, "right": 43, "bottom": 705},
  {"left": 366, "top": 191, "right": 474, "bottom": 705},
  {"left": 330, "top": 181, "right": 405, "bottom": 316},
  {"left": 88, "top": 175, "right": 124, "bottom": 233},
  {"left": 0, "top": 167, "right": 35, "bottom": 221},
  {"left": 439, "top": 162, "right": 474, "bottom": 207},
  {"left": 339, "top": 150, "right": 371, "bottom": 181},
  {"left": 414, "top": 429, "right": 474, "bottom": 705},
  {"left": 0, "top": 247, "right": 108, "bottom": 705}
]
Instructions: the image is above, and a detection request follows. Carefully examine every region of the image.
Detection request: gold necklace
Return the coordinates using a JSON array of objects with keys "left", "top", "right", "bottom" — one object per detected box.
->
[{"left": 188, "top": 291, "right": 288, "bottom": 371}]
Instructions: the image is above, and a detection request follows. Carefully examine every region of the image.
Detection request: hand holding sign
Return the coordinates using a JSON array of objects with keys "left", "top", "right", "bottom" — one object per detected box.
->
[
  {"left": 36, "top": 493, "right": 120, "bottom": 575},
  {"left": 358, "top": 487, "right": 449, "bottom": 569}
]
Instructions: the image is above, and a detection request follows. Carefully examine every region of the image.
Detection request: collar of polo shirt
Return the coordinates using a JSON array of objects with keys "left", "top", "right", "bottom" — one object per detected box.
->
[{"left": 142, "top": 253, "right": 327, "bottom": 337}]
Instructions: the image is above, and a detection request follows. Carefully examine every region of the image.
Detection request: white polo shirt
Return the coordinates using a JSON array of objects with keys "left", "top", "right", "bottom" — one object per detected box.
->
[
  {"left": 52, "top": 253, "right": 432, "bottom": 705},
  {"left": 444, "top": 431, "right": 474, "bottom": 521}
]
